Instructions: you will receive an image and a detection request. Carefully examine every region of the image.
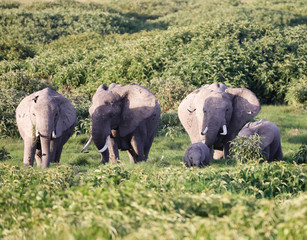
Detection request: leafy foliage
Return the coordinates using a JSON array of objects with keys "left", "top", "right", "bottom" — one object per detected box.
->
[
  {"left": 230, "top": 134, "right": 264, "bottom": 164},
  {"left": 285, "top": 77, "right": 307, "bottom": 108},
  {"left": 0, "top": 147, "right": 11, "bottom": 161},
  {"left": 293, "top": 144, "right": 307, "bottom": 164},
  {"left": 0, "top": 0, "right": 306, "bottom": 137},
  {"left": 0, "top": 162, "right": 306, "bottom": 239}
]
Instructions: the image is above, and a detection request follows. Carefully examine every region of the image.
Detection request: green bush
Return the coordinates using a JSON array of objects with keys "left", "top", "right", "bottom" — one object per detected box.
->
[
  {"left": 293, "top": 144, "right": 307, "bottom": 164},
  {"left": 0, "top": 147, "right": 11, "bottom": 161},
  {"left": 229, "top": 134, "right": 264, "bottom": 164},
  {"left": 157, "top": 110, "right": 184, "bottom": 138},
  {"left": 285, "top": 77, "right": 307, "bottom": 108},
  {"left": 0, "top": 0, "right": 306, "bottom": 138}
]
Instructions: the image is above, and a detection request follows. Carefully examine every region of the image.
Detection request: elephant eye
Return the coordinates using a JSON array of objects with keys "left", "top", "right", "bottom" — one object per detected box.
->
[{"left": 33, "top": 113, "right": 36, "bottom": 116}]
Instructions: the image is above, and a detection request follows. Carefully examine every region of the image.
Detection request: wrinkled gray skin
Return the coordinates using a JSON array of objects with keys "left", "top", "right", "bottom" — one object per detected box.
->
[
  {"left": 238, "top": 119, "right": 283, "bottom": 162},
  {"left": 184, "top": 142, "right": 211, "bottom": 167},
  {"left": 16, "top": 88, "right": 76, "bottom": 168},
  {"left": 83, "top": 83, "right": 161, "bottom": 164},
  {"left": 178, "top": 83, "right": 261, "bottom": 160}
]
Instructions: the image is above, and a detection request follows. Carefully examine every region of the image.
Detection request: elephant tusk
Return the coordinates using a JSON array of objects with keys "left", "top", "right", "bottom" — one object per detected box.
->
[
  {"left": 98, "top": 135, "right": 110, "bottom": 153},
  {"left": 52, "top": 130, "right": 56, "bottom": 139},
  {"left": 201, "top": 127, "right": 208, "bottom": 135},
  {"left": 36, "top": 129, "right": 40, "bottom": 137},
  {"left": 81, "top": 136, "right": 92, "bottom": 153},
  {"left": 220, "top": 125, "right": 227, "bottom": 135}
]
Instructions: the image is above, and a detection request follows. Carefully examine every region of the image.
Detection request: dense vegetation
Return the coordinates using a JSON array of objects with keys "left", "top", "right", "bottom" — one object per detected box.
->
[
  {"left": 0, "top": 0, "right": 306, "bottom": 239},
  {"left": 0, "top": 0, "right": 306, "bottom": 137}
]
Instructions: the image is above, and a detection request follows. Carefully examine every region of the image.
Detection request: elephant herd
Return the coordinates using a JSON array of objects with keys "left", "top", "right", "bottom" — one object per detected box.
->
[{"left": 15, "top": 82, "right": 283, "bottom": 169}]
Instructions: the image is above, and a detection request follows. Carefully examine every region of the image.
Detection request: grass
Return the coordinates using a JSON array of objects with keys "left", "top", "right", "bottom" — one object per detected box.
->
[{"left": 1, "top": 105, "right": 306, "bottom": 239}]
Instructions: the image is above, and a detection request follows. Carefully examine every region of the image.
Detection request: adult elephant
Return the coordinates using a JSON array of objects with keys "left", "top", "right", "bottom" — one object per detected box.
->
[
  {"left": 238, "top": 119, "right": 283, "bottom": 162},
  {"left": 178, "top": 83, "right": 261, "bottom": 159},
  {"left": 82, "top": 83, "right": 161, "bottom": 164},
  {"left": 16, "top": 88, "right": 76, "bottom": 168}
]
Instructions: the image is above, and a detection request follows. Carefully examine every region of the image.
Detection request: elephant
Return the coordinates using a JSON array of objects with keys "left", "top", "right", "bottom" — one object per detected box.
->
[
  {"left": 184, "top": 142, "right": 211, "bottom": 167},
  {"left": 81, "top": 83, "right": 161, "bottom": 164},
  {"left": 238, "top": 119, "right": 283, "bottom": 162},
  {"left": 178, "top": 82, "right": 261, "bottom": 160},
  {"left": 16, "top": 88, "right": 76, "bottom": 168}
]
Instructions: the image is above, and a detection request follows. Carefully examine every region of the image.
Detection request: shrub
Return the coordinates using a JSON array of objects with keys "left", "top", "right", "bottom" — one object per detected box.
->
[
  {"left": 293, "top": 144, "right": 307, "bottom": 164},
  {"left": 285, "top": 77, "right": 307, "bottom": 109},
  {"left": 0, "top": 147, "right": 11, "bottom": 161},
  {"left": 0, "top": 89, "right": 25, "bottom": 138},
  {"left": 157, "top": 110, "right": 184, "bottom": 138},
  {"left": 229, "top": 134, "right": 264, "bottom": 164}
]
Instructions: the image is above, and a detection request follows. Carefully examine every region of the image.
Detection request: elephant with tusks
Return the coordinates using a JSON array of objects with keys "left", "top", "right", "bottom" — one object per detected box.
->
[
  {"left": 82, "top": 83, "right": 161, "bottom": 164},
  {"left": 178, "top": 83, "right": 261, "bottom": 161},
  {"left": 16, "top": 88, "right": 76, "bottom": 168}
]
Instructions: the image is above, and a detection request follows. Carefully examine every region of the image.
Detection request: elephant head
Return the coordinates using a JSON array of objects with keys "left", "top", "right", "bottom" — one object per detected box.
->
[
  {"left": 178, "top": 83, "right": 260, "bottom": 158},
  {"left": 184, "top": 142, "right": 211, "bottom": 167},
  {"left": 82, "top": 83, "right": 161, "bottom": 163},
  {"left": 16, "top": 88, "right": 76, "bottom": 168}
]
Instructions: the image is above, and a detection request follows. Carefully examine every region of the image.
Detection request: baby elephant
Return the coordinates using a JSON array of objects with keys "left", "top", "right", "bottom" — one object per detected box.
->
[
  {"left": 238, "top": 119, "right": 283, "bottom": 162},
  {"left": 184, "top": 142, "right": 211, "bottom": 167}
]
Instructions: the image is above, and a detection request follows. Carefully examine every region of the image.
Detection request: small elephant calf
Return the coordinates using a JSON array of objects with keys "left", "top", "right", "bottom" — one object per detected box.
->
[
  {"left": 238, "top": 119, "right": 283, "bottom": 162},
  {"left": 184, "top": 142, "right": 211, "bottom": 167}
]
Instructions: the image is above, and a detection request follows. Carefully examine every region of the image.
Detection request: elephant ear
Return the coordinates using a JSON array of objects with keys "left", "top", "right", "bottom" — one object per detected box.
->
[
  {"left": 177, "top": 88, "right": 201, "bottom": 142},
  {"left": 54, "top": 92, "right": 77, "bottom": 138},
  {"left": 115, "top": 84, "right": 158, "bottom": 137},
  {"left": 226, "top": 88, "right": 261, "bottom": 135},
  {"left": 16, "top": 94, "right": 36, "bottom": 139}
]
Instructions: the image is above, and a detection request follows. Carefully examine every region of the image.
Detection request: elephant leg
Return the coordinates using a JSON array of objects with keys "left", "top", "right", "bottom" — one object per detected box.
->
[
  {"left": 127, "top": 150, "right": 136, "bottom": 163},
  {"left": 108, "top": 138, "right": 119, "bottom": 163},
  {"left": 100, "top": 150, "right": 110, "bottom": 164},
  {"left": 263, "top": 146, "right": 270, "bottom": 162},
  {"left": 213, "top": 150, "right": 224, "bottom": 160},
  {"left": 223, "top": 142, "right": 231, "bottom": 159},
  {"left": 54, "top": 141, "right": 64, "bottom": 164},
  {"left": 49, "top": 139, "right": 58, "bottom": 163},
  {"left": 130, "top": 135, "right": 144, "bottom": 163},
  {"left": 35, "top": 139, "right": 42, "bottom": 167},
  {"left": 23, "top": 138, "right": 36, "bottom": 167},
  {"left": 35, "top": 149, "right": 42, "bottom": 167},
  {"left": 143, "top": 133, "right": 155, "bottom": 161},
  {"left": 275, "top": 143, "right": 283, "bottom": 161}
]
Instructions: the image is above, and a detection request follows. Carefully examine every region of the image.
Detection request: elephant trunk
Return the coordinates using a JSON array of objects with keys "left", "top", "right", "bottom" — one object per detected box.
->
[
  {"left": 40, "top": 137, "right": 51, "bottom": 168},
  {"left": 203, "top": 121, "right": 227, "bottom": 148},
  {"left": 92, "top": 116, "right": 111, "bottom": 153}
]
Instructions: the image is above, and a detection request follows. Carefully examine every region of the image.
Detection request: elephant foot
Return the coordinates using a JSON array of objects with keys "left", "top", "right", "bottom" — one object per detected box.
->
[{"left": 213, "top": 150, "right": 224, "bottom": 160}]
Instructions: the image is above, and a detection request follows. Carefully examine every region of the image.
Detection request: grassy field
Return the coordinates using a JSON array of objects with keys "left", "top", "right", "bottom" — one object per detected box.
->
[
  {"left": 0, "top": 0, "right": 307, "bottom": 239},
  {"left": 1, "top": 105, "right": 306, "bottom": 239}
]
